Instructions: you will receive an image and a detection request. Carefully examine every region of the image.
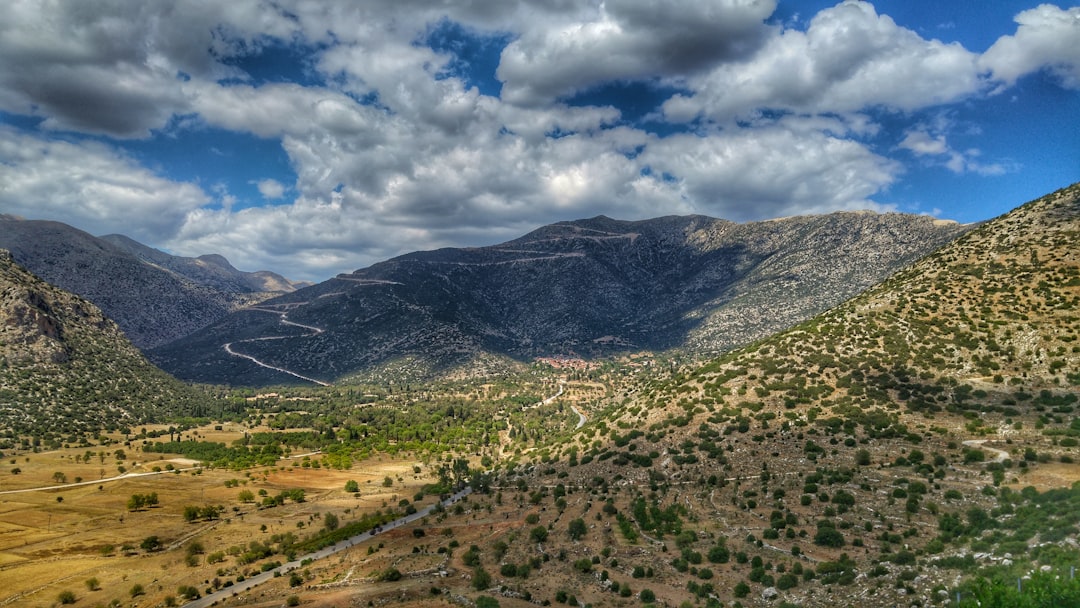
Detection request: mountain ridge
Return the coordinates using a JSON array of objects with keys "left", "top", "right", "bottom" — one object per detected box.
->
[
  {"left": 152, "top": 209, "right": 971, "bottom": 386},
  {"left": 0, "top": 216, "right": 305, "bottom": 349}
]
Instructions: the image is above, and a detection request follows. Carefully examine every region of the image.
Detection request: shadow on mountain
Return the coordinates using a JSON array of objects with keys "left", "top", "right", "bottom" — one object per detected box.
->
[{"left": 152, "top": 213, "right": 971, "bottom": 386}]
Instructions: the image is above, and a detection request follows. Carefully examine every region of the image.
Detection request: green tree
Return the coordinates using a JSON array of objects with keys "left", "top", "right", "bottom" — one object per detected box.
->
[
  {"left": 530, "top": 526, "right": 548, "bottom": 543},
  {"left": 323, "top": 512, "right": 339, "bottom": 531},
  {"left": 345, "top": 480, "right": 359, "bottom": 493},
  {"left": 568, "top": 518, "right": 587, "bottom": 540},
  {"left": 472, "top": 566, "right": 492, "bottom": 591}
]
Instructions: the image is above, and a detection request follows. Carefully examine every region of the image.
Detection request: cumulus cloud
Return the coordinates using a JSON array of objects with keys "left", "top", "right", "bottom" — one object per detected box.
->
[
  {"left": 496, "top": 0, "right": 776, "bottom": 105},
  {"left": 0, "top": 0, "right": 297, "bottom": 137},
  {"left": 0, "top": 1, "right": 1074, "bottom": 280},
  {"left": 663, "top": 1, "right": 984, "bottom": 123},
  {"left": 255, "top": 178, "right": 286, "bottom": 200},
  {"left": 640, "top": 122, "right": 900, "bottom": 221},
  {"left": 980, "top": 4, "right": 1080, "bottom": 89},
  {"left": 899, "top": 126, "right": 1011, "bottom": 176},
  {"left": 0, "top": 127, "right": 209, "bottom": 241}
]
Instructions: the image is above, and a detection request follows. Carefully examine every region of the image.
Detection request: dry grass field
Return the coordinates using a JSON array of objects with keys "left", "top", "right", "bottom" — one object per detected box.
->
[{"left": 0, "top": 424, "right": 448, "bottom": 608}]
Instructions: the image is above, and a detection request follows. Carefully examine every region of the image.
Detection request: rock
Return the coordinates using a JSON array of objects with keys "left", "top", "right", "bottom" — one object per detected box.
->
[{"left": 762, "top": 587, "right": 779, "bottom": 600}]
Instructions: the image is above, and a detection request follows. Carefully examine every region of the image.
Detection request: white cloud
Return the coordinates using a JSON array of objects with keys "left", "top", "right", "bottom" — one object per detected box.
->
[
  {"left": 0, "top": 1, "right": 1070, "bottom": 281},
  {"left": 899, "top": 130, "right": 949, "bottom": 156},
  {"left": 0, "top": 127, "right": 210, "bottom": 242},
  {"left": 255, "top": 179, "right": 286, "bottom": 200},
  {"left": 899, "top": 126, "right": 1012, "bottom": 176},
  {"left": 496, "top": 0, "right": 776, "bottom": 105},
  {"left": 663, "top": 1, "right": 984, "bottom": 123},
  {"left": 640, "top": 123, "right": 900, "bottom": 221},
  {"left": 980, "top": 4, "right": 1080, "bottom": 89},
  {"left": 0, "top": 0, "right": 299, "bottom": 137}
]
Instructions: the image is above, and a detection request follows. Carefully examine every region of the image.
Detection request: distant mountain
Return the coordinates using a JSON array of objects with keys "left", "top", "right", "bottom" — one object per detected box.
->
[
  {"left": 0, "top": 251, "right": 216, "bottom": 439},
  {"left": 0, "top": 216, "right": 305, "bottom": 348},
  {"left": 152, "top": 210, "right": 971, "bottom": 386}
]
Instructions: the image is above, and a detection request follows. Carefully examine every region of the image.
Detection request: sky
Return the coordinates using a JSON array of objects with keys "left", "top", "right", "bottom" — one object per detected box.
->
[{"left": 0, "top": 1, "right": 1078, "bottom": 282}]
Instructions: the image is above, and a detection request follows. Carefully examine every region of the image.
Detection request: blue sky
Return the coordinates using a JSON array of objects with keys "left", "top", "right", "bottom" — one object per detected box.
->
[{"left": 1, "top": 1, "right": 1077, "bottom": 282}]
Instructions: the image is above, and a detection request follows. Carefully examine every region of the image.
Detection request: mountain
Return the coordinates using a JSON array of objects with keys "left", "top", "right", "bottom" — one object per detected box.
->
[
  {"left": 0, "top": 216, "right": 305, "bottom": 349},
  {"left": 151, "top": 210, "right": 971, "bottom": 386},
  {"left": 525, "top": 182, "right": 1080, "bottom": 606},
  {"left": 0, "top": 251, "right": 217, "bottom": 441}
]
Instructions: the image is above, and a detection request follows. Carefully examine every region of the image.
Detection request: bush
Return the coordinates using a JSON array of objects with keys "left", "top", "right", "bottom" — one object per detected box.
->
[
  {"left": 286, "top": 595, "right": 300, "bottom": 607},
  {"left": 733, "top": 581, "right": 750, "bottom": 598},
  {"left": 640, "top": 588, "right": 656, "bottom": 602},
  {"left": 57, "top": 590, "right": 76, "bottom": 604}
]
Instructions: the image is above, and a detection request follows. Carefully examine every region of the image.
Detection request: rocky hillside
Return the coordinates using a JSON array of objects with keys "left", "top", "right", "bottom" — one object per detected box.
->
[
  {"left": 0, "top": 216, "right": 304, "bottom": 348},
  {"left": 514, "top": 182, "right": 1080, "bottom": 607},
  {"left": 0, "top": 251, "right": 217, "bottom": 441},
  {"left": 152, "top": 211, "right": 970, "bottom": 386}
]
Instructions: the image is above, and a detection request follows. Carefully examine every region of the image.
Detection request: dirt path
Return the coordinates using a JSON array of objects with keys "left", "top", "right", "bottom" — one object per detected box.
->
[
  {"left": 962, "top": 439, "right": 1010, "bottom": 463},
  {"left": 222, "top": 308, "right": 330, "bottom": 386}
]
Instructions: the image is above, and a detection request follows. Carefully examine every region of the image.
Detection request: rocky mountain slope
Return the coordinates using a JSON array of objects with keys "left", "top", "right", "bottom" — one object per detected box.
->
[
  {"left": 0, "top": 216, "right": 304, "bottom": 348},
  {"left": 517, "top": 182, "right": 1080, "bottom": 607},
  {"left": 0, "top": 251, "right": 216, "bottom": 441},
  {"left": 152, "top": 211, "right": 970, "bottom": 386}
]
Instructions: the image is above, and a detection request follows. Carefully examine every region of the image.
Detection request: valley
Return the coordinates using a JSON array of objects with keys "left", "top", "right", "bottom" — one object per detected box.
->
[{"left": 0, "top": 183, "right": 1077, "bottom": 607}]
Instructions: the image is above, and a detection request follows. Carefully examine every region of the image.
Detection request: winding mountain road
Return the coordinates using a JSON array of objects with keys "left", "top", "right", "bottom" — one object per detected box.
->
[{"left": 222, "top": 308, "right": 329, "bottom": 386}]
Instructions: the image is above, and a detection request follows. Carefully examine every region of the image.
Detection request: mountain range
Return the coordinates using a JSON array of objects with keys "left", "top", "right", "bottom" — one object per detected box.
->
[
  {"left": 151, "top": 211, "right": 971, "bottom": 386},
  {"left": 0, "top": 216, "right": 306, "bottom": 349}
]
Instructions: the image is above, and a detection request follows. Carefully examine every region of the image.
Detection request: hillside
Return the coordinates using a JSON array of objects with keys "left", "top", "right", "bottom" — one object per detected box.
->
[
  {"left": 0, "top": 216, "right": 303, "bottom": 349},
  {"left": 152, "top": 211, "right": 970, "bottom": 386},
  {"left": 508, "top": 182, "right": 1080, "bottom": 607},
  {"left": 0, "top": 251, "right": 218, "bottom": 442}
]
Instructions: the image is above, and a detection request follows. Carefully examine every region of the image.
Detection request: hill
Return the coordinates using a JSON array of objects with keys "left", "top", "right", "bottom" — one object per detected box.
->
[
  {"left": 512, "top": 182, "right": 1080, "bottom": 606},
  {"left": 0, "top": 251, "right": 218, "bottom": 443},
  {"left": 0, "top": 216, "right": 304, "bottom": 349},
  {"left": 152, "top": 211, "right": 970, "bottom": 386}
]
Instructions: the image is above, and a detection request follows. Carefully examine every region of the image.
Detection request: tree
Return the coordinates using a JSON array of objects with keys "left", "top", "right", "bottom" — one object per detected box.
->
[
  {"left": 733, "top": 581, "right": 750, "bottom": 598},
  {"left": 57, "top": 590, "right": 76, "bottom": 604},
  {"left": 141, "top": 536, "right": 163, "bottom": 552},
  {"left": 85, "top": 577, "right": 100, "bottom": 591},
  {"left": 345, "top": 480, "right": 359, "bottom": 493},
  {"left": 640, "top": 588, "right": 656, "bottom": 602},
  {"left": 476, "top": 596, "right": 500, "bottom": 608},
  {"left": 238, "top": 489, "right": 255, "bottom": 503},
  {"left": 127, "top": 494, "right": 146, "bottom": 511},
  {"left": 568, "top": 518, "right": 587, "bottom": 540},
  {"left": 130, "top": 583, "right": 145, "bottom": 597},
  {"left": 814, "top": 525, "right": 845, "bottom": 548},
  {"left": 530, "top": 526, "right": 548, "bottom": 543},
  {"left": 324, "top": 512, "right": 339, "bottom": 531},
  {"left": 53, "top": 471, "right": 67, "bottom": 484},
  {"left": 472, "top": 566, "right": 492, "bottom": 591},
  {"left": 855, "top": 449, "right": 871, "bottom": 466}
]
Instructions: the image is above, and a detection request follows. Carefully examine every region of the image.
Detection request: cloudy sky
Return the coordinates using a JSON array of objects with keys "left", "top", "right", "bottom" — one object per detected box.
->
[{"left": 1, "top": 0, "right": 1078, "bottom": 282}]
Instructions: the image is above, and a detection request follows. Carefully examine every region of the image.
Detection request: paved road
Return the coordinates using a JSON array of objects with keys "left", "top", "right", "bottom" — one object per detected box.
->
[{"left": 181, "top": 487, "right": 472, "bottom": 608}]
